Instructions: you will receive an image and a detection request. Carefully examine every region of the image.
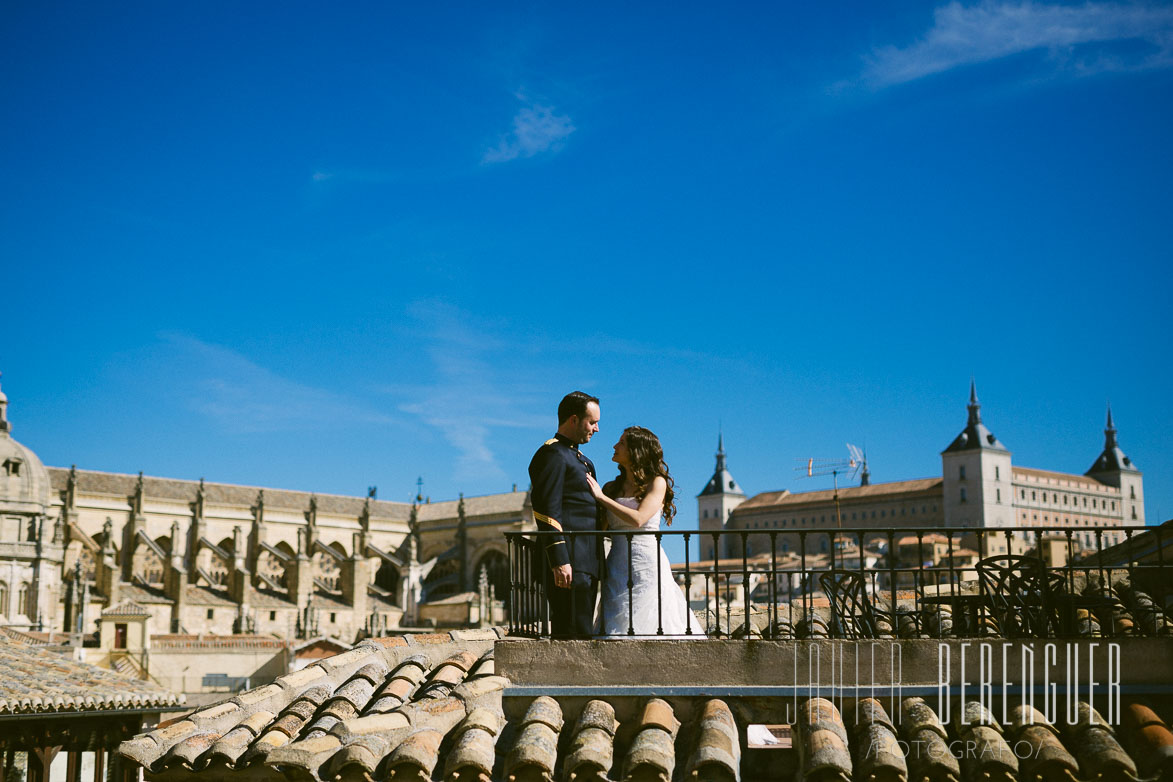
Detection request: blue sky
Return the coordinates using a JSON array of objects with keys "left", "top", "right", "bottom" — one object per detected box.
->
[{"left": 3, "top": 1, "right": 1172, "bottom": 543}]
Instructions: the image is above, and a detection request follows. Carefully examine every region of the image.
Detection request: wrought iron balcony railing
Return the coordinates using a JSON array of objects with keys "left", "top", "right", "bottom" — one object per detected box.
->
[{"left": 504, "top": 525, "right": 1172, "bottom": 640}]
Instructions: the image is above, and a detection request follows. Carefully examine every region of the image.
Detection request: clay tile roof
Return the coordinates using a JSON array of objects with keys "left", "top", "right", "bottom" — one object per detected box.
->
[
  {"left": 116, "top": 639, "right": 1172, "bottom": 782},
  {"left": 185, "top": 586, "right": 238, "bottom": 607},
  {"left": 0, "top": 639, "right": 183, "bottom": 715},
  {"left": 150, "top": 635, "right": 288, "bottom": 651},
  {"left": 45, "top": 467, "right": 415, "bottom": 520},
  {"left": 102, "top": 600, "right": 153, "bottom": 617},
  {"left": 0, "top": 627, "right": 60, "bottom": 646},
  {"left": 120, "top": 582, "right": 175, "bottom": 605},
  {"left": 116, "top": 629, "right": 506, "bottom": 776},
  {"left": 735, "top": 477, "right": 944, "bottom": 513},
  {"left": 249, "top": 589, "right": 297, "bottom": 609},
  {"left": 1013, "top": 465, "right": 1108, "bottom": 488},
  {"left": 415, "top": 490, "right": 528, "bottom": 522},
  {"left": 308, "top": 591, "right": 349, "bottom": 611},
  {"left": 897, "top": 532, "right": 949, "bottom": 546}
]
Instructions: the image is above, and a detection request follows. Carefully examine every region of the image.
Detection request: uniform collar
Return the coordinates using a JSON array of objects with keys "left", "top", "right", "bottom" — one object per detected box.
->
[{"left": 554, "top": 432, "right": 578, "bottom": 450}]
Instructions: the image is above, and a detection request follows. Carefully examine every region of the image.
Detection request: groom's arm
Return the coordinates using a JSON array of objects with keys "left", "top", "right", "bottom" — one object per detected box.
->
[{"left": 529, "top": 447, "right": 571, "bottom": 583}]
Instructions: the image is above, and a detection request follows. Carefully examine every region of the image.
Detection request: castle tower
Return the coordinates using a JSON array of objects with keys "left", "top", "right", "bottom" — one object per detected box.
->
[
  {"left": 1086, "top": 405, "right": 1144, "bottom": 524},
  {"left": 941, "top": 380, "right": 1013, "bottom": 529},
  {"left": 697, "top": 433, "right": 745, "bottom": 561}
]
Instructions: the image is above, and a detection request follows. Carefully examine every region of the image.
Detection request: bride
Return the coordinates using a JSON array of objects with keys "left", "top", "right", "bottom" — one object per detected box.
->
[{"left": 585, "top": 426, "right": 704, "bottom": 638}]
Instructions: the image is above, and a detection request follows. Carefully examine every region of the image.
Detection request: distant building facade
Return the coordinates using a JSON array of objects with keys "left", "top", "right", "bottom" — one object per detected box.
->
[
  {"left": 699, "top": 382, "right": 1144, "bottom": 559},
  {"left": 0, "top": 377, "right": 526, "bottom": 641}
]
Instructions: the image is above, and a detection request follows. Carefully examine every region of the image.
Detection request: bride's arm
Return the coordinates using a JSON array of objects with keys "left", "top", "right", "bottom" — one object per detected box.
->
[{"left": 586, "top": 475, "right": 666, "bottom": 527}]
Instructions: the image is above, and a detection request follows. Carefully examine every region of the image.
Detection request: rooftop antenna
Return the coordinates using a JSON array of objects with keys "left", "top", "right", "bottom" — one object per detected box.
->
[
  {"left": 794, "top": 446, "right": 865, "bottom": 528},
  {"left": 846, "top": 443, "right": 869, "bottom": 486}
]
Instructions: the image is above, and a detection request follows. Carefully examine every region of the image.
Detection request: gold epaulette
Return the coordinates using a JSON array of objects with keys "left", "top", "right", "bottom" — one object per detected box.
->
[{"left": 544, "top": 438, "right": 558, "bottom": 445}]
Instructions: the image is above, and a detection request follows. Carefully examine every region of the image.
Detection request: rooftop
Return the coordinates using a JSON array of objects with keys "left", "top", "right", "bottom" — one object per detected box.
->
[
  {"left": 117, "top": 633, "right": 1173, "bottom": 781},
  {"left": 736, "top": 477, "right": 943, "bottom": 513},
  {"left": 1013, "top": 465, "right": 1111, "bottom": 488},
  {"left": 0, "top": 636, "right": 184, "bottom": 716}
]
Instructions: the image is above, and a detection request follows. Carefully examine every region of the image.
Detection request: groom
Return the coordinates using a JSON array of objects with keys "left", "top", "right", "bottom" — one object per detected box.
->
[{"left": 528, "top": 391, "right": 602, "bottom": 638}]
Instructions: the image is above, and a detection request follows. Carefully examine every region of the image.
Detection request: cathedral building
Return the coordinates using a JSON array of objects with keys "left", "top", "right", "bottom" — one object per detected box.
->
[
  {"left": 698, "top": 382, "right": 1145, "bottom": 560},
  {"left": 0, "top": 377, "right": 524, "bottom": 641}
]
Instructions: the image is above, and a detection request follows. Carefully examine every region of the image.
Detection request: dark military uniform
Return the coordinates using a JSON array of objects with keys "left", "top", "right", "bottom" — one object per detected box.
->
[{"left": 528, "top": 433, "right": 601, "bottom": 638}]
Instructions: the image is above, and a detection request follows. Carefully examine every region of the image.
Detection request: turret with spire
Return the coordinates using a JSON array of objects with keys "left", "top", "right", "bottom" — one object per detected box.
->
[
  {"left": 942, "top": 379, "right": 1008, "bottom": 454},
  {"left": 699, "top": 432, "right": 744, "bottom": 498},
  {"left": 941, "top": 379, "right": 1013, "bottom": 529},
  {"left": 697, "top": 431, "right": 746, "bottom": 560},
  {"left": 1086, "top": 404, "right": 1144, "bottom": 523},
  {"left": 1086, "top": 404, "right": 1140, "bottom": 476}
]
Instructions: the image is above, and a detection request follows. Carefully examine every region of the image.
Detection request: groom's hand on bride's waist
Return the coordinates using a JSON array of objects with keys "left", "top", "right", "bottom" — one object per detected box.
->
[{"left": 552, "top": 563, "right": 572, "bottom": 588}]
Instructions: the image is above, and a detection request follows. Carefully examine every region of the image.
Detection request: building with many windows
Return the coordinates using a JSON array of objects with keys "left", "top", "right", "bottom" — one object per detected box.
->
[
  {"left": 0, "top": 376, "right": 522, "bottom": 642},
  {"left": 699, "top": 382, "right": 1144, "bottom": 559}
]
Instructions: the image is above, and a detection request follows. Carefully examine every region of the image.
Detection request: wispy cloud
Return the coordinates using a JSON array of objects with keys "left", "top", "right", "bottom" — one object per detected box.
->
[
  {"left": 161, "top": 334, "right": 395, "bottom": 434},
  {"left": 393, "top": 302, "right": 547, "bottom": 480},
  {"left": 483, "top": 93, "right": 575, "bottom": 164},
  {"left": 864, "top": 1, "right": 1173, "bottom": 87}
]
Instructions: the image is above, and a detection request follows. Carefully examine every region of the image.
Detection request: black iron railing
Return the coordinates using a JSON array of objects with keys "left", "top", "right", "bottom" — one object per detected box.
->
[{"left": 504, "top": 524, "right": 1172, "bottom": 640}]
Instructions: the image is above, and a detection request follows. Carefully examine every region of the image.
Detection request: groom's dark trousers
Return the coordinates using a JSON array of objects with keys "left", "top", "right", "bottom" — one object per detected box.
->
[
  {"left": 543, "top": 570, "right": 598, "bottom": 638},
  {"left": 529, "top": 433, "right": 602, "bottom": 639}
]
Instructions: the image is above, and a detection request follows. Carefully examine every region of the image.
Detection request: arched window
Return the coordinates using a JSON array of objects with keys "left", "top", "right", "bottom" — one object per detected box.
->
[
  {"left": 0, "top": 582, "right": 8, "bottom": 615},
  {"left": 375, "top": 561, "right": 400, "bottom": 602},
  {"left": 17, "top": 583, "right": 30, "bottom": 616}
]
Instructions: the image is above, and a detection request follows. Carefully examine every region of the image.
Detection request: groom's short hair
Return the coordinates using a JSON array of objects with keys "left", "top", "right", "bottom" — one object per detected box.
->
[{"left": 558, "top": 391, "right": 599, "bottom": 424}]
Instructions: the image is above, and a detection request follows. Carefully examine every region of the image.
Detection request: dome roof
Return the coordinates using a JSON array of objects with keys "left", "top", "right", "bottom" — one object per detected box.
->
[
  {"left": 0, "top": 375, "right": 52, "bottom": 513},
  {"left": 0, "top": 432, "right": 52, "bottom": 511}
]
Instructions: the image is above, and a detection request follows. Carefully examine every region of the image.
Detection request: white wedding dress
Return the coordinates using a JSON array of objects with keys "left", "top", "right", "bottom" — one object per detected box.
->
[{"left": 599, "top": 498, "right": 705, "bottom": 638}]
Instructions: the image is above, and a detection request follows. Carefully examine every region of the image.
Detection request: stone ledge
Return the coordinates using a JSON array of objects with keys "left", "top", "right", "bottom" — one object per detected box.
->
[{"left": 497, "top": 638, "right": 1173, "bottom": 688}]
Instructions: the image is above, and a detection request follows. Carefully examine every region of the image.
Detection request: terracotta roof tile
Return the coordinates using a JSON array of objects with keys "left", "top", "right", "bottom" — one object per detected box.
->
[
  {"left": 736, "top": 477, "right": 944, "bottom": 513},
  {"left": 0, "top": 638, "right": 183, "bottom": 715},
  {"left": 47, "top": 467, "right": 415, "bottom": 519},
  {"left": 415, "top": 490, "right": 527, "bottom": 521},
  {"left": 151, "top": 635, "right": 287, "bottom": 651},
  {"left": 120, "top": 582, "right": 175, "bottom": 605},
  {"left": 117, "top": 639, "right": 1172, "bottom": 782},
  {"left": 1013, "top": 465, "right": 1109, "bottom": 488},
  {"left": 185, "top": 585, "right": 238, "bottom": 607},
  {"left": 118, "top": 634, "right": 506, "bottom": 777},
  {"left": 102, "top": 600, "right": 153, "bottom": 617}
]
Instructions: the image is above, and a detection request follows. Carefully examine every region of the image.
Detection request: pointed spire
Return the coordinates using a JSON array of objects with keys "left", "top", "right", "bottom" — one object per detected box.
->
[
  {"left": 967, "top": 377, "right": 982, "bottom": 426},
  {"left": 1087, "top": 403, "right": 1137, "bottom": 475},
  {"left": 1104, "top": 403, "right": 1118, "bottom": 448},
  {"left": 0, "top": 371, "right": 9, "bottom": 433},
  {"left": 699, "top": 430, "right": 744, "bottom": 497}
]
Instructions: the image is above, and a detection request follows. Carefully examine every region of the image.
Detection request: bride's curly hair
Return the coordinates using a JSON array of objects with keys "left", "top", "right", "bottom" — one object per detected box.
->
[{"left": 605, "top": 426, "right": 677, "bottom": 525}]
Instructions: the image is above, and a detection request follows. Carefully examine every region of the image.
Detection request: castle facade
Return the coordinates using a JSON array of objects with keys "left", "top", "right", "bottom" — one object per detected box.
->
[{"left": 698, "top": 382, "right": 1145, "bottom": 560}]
